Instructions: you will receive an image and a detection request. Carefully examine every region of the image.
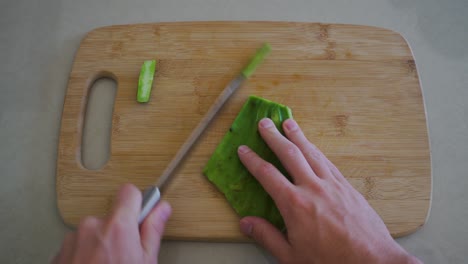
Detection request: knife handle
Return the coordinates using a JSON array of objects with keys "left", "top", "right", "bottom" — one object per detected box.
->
[{"left": 138, "top": 186, "right": 161, "bottom": 224}]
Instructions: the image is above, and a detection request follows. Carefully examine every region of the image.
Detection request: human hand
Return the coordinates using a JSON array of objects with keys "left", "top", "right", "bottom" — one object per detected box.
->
[
  {"left": 237, "top": 118, "right": 421, "bottom": 264},
  {"left": 53, "top": 184, "right": 171, "bottom": 264}
]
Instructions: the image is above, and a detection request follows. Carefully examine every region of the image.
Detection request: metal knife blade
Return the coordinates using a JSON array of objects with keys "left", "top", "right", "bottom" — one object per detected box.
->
[{"left": 138, "top": 43, "right": 271, "bottom": 224}]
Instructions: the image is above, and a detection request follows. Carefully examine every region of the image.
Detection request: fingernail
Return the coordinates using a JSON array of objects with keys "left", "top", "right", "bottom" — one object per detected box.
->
[
  {"left": 259, "top": 118, "right": 274, "bottom": 129},
  {"left": 238, "top": 145, "right": 250, "bottom": 154},
  {"left": 240, "top": 219, "right": 253, "bottom": 236},
  {"left": 159, "top": 202, "right": 172, "bottom": 222},
  {"left": 284, "top": 119, "right": 297, "bottom": 131}
]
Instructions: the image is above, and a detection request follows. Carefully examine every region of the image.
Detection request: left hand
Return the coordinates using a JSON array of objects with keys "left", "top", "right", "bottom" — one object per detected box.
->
[
  {"left": 53, "top": 183, "right": 172, "bottom": 264},
  {"left": 237, "top": 118, "right": 420, "bottom": 264}
]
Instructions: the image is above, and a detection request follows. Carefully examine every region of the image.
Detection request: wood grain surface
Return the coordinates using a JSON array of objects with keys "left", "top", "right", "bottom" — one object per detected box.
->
[{"left": 57, "top": 21, "right": 431, "bottom": 241}]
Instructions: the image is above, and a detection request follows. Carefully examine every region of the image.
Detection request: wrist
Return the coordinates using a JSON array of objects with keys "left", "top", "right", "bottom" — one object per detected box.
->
[
  {"left": 379, "top": 246, "right": 422, "bottom": 264},
  {"left": 359, "top": 239, "right": 422, "bottom": 264}
]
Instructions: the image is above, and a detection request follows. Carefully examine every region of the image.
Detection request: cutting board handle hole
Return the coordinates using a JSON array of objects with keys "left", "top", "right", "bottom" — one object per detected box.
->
[{"left": 81, "top": 77, "right": 117, "bottom": 170}]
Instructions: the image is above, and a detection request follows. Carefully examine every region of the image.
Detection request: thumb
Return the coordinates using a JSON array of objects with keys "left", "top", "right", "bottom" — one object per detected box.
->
[
  {"left": 240, "top": 216, "right": 291, "bottom": 261},
  {"left": 140, "top": 201, "right": 172, "bottom": 261}
]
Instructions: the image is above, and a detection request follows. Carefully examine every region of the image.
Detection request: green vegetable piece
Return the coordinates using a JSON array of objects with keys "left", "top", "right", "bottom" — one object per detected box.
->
[
  {"left": 203, "top": 95, "right": 293, "bottom": 230},
  {"left": 137, "top": 60, "right": 157, "bottom": 103},
  {"left": 241, "top": 43, "right": 272, "bottom": 79}
]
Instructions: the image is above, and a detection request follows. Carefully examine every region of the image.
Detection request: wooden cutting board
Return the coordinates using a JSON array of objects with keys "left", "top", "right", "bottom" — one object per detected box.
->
[{"left": 57, "top": 22, "right": 431, "bottom": 241}]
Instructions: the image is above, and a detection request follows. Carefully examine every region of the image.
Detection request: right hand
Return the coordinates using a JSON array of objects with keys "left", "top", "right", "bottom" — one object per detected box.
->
[
  {"left": 53, "top": 184, "right": 171, "bottom": 264},
  {"left": 237, "top": 118, "right": 421, "bottom": 264}
]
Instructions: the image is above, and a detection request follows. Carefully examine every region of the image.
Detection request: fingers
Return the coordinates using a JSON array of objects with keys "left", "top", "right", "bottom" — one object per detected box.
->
[
  {"left": 282, "top": 119, "right": 337, "bottom": 182},
  {"left": 240, "top": 216, "right": 291, "bottom": 262},
  {"left": 258, "top": 118, "right": 317, "bottom": 185},
  {"left": 52, "top": 232, "right": 77, "bottom": 264},
  {"left": 140, "top": 201, "right": 172, "bottom": 261},
  {"left": 324, "top": 158, "right": 349, "bottom": 185},
  {"left": 111, "top": 183, "right": 142, "bottom": 224},
  {"left": 238, "top": 145, "right": 294, "bottom": 207}
]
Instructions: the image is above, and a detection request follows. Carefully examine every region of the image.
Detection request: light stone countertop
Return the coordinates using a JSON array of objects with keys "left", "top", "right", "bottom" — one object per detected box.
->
[{"left": 1, "top": 0, "right": 467, "bottom": 263}]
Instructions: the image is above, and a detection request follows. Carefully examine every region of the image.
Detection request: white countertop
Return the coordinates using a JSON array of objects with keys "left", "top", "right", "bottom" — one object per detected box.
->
[{"left": 1, "top": 0, "right": 467, "bottom": 263}]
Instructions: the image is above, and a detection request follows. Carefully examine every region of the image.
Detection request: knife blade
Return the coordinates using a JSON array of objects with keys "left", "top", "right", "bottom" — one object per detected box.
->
[{"left": 138, "top": 43, "right": 271, "bottom": 224}]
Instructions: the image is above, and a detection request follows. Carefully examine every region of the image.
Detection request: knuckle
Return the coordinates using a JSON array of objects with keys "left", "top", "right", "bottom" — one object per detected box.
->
[
  {"left": 284, "top": 145, "right": 301, "bottom": 159},
  {"left": 276, "top": 181, "right": 294, "bottom": 200},
  {"left": 335, "top": 181, "right": 349, "bottom": 194},
  {"left": 78, "top": 216, "right": 99, "bottom": 231},
  {"left": 288, "top": 192, "right": 313, "bottom": 211},
  {"left": 304, "top": 178, "right": 322, "bottom": 190},
  {"left": 147, "top": 212, "right": 166, "bottom": 238},
  {"left": 305, "top": 144, "right": 322, "bottom": 161},
  {"left": 150, "top": 221, "right": 164, "bottom": 238},
  {"left": 252, "top": 225, "right": 268, "bottom": 246},
  {"left": 119, "top": 183, "right": 134, "bottom": 193},
  {"left": 107, "top": 216, "right": 127, "bottom": 237},
  {"left": 257, "top": 162, "right": 277, "bottom": 176},
  {"left": 313, "top": 183, "right": 326, "bottom": 195},
  {"left": 77, "top": 216, "right": 100, "bottom": 241}
]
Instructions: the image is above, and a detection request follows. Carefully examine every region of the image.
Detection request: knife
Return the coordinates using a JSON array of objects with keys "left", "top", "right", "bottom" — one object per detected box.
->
[{"left": 138, "top": 43, "right": 272, "bottom": 224}]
